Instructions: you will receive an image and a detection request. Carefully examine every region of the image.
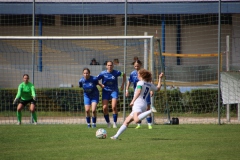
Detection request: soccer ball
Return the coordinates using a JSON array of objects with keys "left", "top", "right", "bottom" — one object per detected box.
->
[{"left": 96, "top": 128, "right": 107, "bottom": 139}]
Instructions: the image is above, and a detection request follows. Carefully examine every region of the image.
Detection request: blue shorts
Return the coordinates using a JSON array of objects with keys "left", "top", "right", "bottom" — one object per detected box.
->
[
  {"left": 146, "top": 94, "right": 151, "bottom": 105},
  {"left": 84, "top": 94, "right": 99, "bottom": 105},
  {"left": 102, "top": 90, "right": 118, "bottom": 100}
]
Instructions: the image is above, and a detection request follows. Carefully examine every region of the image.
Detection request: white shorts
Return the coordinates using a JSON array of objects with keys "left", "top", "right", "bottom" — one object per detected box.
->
[{"left": 130, "top": 102, "right": 147, "bottom": 116}]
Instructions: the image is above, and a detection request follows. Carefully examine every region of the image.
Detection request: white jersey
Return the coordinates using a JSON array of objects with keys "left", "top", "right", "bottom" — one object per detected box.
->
[{"left": 131, "top": 81, "right": 158, "bottom": 114}]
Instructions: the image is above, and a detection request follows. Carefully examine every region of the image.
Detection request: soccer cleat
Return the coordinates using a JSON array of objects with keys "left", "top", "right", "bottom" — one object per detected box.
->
[
  {"left": 87, "top": 124, "right": 91, "bottom": 128},
  {"left": 110, "top": 136, "right": 118, "bottom": 140},
  {"left": 135, "top": 125, "right": 141, "bottom": 129},
  {"left": 107, "top": 123, "right": 111, "bottom": 128},
  {"left": 113, "top": 123, "right": 117, "bottom": 128},
  {"left": 92, "top": 124, "right": 96, "bottom": 128},
  {"left": 34, "top": 122, "right": 37, "bottom": 125},
  {"left": 148, "top": 125, "right": 153, "bottom": 129},
  {"left": 16, "top": 122, "right": 21, "bottom": 125},
  {"left": 151, "top": 106, "right": 157, "bottom": 112}
]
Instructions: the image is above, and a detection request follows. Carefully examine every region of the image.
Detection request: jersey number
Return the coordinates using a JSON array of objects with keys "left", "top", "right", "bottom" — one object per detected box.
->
[{"left": 143, "top": 87, "right": 149, "bottom": 99}]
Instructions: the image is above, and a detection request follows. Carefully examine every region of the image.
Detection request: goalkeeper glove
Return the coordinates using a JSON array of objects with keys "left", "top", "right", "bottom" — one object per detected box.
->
[{"left": 13, "top": 98, "right": 19, "bottom": 105}]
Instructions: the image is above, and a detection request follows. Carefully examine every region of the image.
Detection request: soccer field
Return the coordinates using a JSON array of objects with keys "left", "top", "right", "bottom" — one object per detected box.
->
[{"left": 0, "top": 124, "right": 240, "bottom": 160}]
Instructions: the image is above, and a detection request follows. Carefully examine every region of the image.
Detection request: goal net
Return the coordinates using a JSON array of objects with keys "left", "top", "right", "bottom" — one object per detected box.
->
[
  {"left": 221, "top": 71, "right": 240, "bottom": 104},
  {"left": 0, "top": 36, "right": 154, "bottom": 124}
]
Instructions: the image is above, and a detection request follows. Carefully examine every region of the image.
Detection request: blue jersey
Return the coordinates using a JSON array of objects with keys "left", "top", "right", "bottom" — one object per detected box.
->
[
  {"left": 129, "top": 70, "right": 139, "bottom": 89},
  {"left": 97, "top": 70, "right": 122, "bottom": 92},
  {"left": 79, "top": 76, "right": 99, "bottom": 97}
]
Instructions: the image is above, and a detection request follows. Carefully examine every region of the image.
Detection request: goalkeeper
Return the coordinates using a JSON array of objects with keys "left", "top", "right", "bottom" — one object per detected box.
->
[{"left": 13, "top": 74, "right": 37, "bottom": 125}]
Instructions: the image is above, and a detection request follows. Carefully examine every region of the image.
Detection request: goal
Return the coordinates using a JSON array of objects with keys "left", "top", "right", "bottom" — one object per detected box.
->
[{"left": 0, "top": 35, "right": 154, "bottom": 124}]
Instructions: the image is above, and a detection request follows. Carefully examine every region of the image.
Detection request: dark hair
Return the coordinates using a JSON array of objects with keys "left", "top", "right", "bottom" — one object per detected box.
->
[
  {"left": 83, "top": 68, "right": 90, "bottom": 74},
  {"left": 138, "top": 69, "right": 152, "bottom": 82},
  {"left": 106, "top": 61, "right": 113, "bottom": 65},
  {"left": 23, "top": 74, "right": 29, "bottom": 78},
  {"left": 133, "top": 60, "right": 142, "bottom": 66}
]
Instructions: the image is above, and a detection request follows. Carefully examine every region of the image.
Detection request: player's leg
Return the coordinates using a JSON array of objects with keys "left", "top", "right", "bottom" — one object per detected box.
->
[
  {"left": 16, "top": 102, "right": 24, "bottom": 125},
  {"left": 102, "top": 90, "right": 111, "bottom": 127},
  {"left": 111, "top": 98, "right": 118, "bottom": 128},
  {"left": 135, "top": 121, "right": 141, "bottom": 129},
  {"left": 136, "top": 109, "right": 153, "bottom": 122},
  {"left": 85, "top": 105, "right": 91, "bottom": 128},
  {"left": 146, "top": 104, "right": 153, "bottom": 129},
  {"left": 102, "top": 99, "right": 111, "bottom": 127},
  {"left": 84, "top": 96, "right": 91, "bottom": 128},
  {"left": 29, "top": 100, "right": 37, "bottom": 124},
  {"left": 146, "top": 95, "right": 153, "bottom": 129},
  {"left": 91, "top": 102, "right": 97, "bottom": 128},
  {"left": 111, "top": 113, "right": 134, "bottom": 139},
  {"left": 111, "top": 91, "right": 118, "bottom": 128}
]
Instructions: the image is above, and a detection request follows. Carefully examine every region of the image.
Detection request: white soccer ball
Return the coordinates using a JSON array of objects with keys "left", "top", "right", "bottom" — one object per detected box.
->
[{"left": 96, "top": 128, "right": 107, "bottom": 139}]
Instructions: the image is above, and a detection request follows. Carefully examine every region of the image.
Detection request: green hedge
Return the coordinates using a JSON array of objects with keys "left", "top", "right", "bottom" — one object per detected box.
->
[{"left": 0, "top": 88, "right": 228, "bottom": 114}]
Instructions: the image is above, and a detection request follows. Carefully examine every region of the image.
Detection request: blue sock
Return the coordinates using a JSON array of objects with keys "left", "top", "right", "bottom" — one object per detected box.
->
[
  {"left": 113, "top": 114, "right": 118, "bottom": 123},
  {"left": 86, "top": 117, "right": 91, "bottom": 124},
  {"left": 146, "top": 116, "right": 152, "bottom": 123},
  {"left": 92, "top": 117, "right": 96, "bottom": 123},
  {"left": 104, "top": 114, "right": 110, "bottom": 123}
]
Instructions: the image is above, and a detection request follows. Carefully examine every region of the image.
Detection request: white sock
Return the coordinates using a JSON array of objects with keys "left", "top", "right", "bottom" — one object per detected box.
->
[
  {"left": 138, "top": 110, "right": 152, "bottom": 121},
  {"left": 114, "top": 124, "right": 127, "bottom": 138}
]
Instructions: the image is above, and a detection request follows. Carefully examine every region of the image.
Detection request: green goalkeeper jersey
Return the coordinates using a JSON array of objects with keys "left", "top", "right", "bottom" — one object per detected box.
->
[{"left": 15, "top": 82, "right": 36, "bottom": 100}]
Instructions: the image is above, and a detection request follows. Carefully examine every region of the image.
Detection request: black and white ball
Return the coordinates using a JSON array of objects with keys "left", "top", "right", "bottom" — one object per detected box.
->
[{"left": 96, "top": 128, "right": 107, "bottom": 139}]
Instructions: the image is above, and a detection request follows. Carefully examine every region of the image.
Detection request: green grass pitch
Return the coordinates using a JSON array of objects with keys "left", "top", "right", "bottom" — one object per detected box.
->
[{"left": 0, "top": 124, "right": 240, "bottom": 160}]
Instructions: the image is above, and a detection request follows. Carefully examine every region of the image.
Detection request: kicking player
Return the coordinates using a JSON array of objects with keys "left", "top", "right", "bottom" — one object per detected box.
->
[
  {"left": 111, "top": 69, "right": 163, "bottom": 139},
  {"left": 13, "top": 74, "right": 37, "bottom": 125},
  {"left": 126, "top": 60, "right": 155, "bottom": 129},
  {"left": 97, "top": 61, "right": 126, "bottom": 128}
]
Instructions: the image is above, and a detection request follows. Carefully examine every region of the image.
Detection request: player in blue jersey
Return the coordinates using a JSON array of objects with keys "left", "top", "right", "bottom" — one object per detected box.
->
[
  {"left": 97, "top": 61, "right": 126, "bottom": 128},
  {"left": 79, "top": 68, "right": 104, "bottom": 128},
  {"left": 126, "top": 60, "right": 155, "bottom": 129},
  {"left": 111, "top": 70, "right": 163, "bottom": 140}
]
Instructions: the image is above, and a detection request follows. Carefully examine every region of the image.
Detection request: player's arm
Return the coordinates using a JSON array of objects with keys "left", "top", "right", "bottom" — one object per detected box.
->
[
  {"left": 15, "top": 84, "right": 22, "bottom": 99},
  {"left": 120, "top": 72, "right": 126, "bottom": 91},
  {"left": 93, "top": 76, "right": 104, "bottom": 88},
  {"left": 13, "top": 84, "right": 21, "bottom": 104},
  {"left": 125, "top": 81, "right": 131, "bottom": 97},
  {"left": 31, "top": 84, "right": 37, "bottom": 101},
  {"left": 79, "top": 80, "right": 82, "bottom": 88},
  {"left": 97, "top": 81, "right": 104, "bottom": 88},
  {"left": 130, "top": 86, "right": 141, "bottom": 106},
  {"left": 31, "top": 85, "right": 36, "bottom": 97},
  {"left": 155, "top": 73, "right": 164, "bottom": 91}
]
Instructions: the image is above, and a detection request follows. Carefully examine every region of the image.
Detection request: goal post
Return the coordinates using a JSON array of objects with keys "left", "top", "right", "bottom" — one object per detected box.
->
[{"left": 0, "top": 35, "right": 154, "bottom": 125}]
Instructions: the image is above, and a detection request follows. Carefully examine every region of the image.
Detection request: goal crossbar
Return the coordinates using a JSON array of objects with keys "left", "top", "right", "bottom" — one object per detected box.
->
[{"left": 0, "top": 36, "right": 154, "bottom": 40}]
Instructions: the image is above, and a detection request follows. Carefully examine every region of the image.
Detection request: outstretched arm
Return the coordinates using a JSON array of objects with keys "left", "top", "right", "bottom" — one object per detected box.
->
[{"left": 156, "top": 73, "right": 164, "bottom": 91}]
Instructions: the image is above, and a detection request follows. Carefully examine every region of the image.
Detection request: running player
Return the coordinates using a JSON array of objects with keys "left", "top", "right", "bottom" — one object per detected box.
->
[
  {"left": 79, "top": 68, "right": 104, "bottom": 128},
  {"left": 126, "top": 60, "right": 155, "bottom": 129},
  {"left": 13, "top": 74, "right": 37, "bottom": 125},
  {"left": 97, "top": 61, "right": 126, "bottom": 128},
  {"left": 111, "top": 69, "right": 163, "bottom": 139}
]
